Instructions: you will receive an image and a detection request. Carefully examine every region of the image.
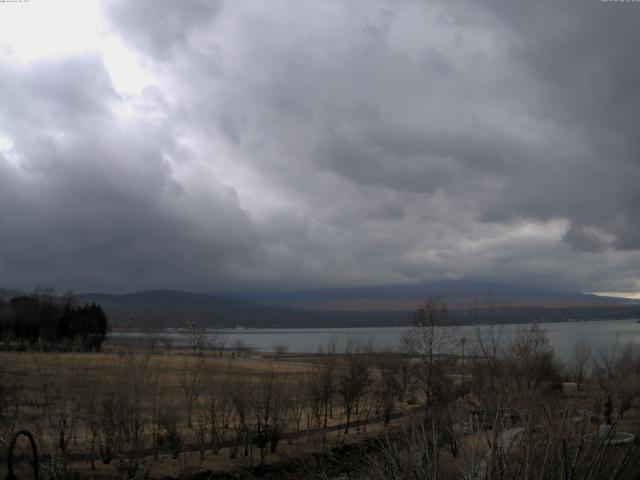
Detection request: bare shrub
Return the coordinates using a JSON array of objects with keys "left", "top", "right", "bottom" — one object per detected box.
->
[
  {"left": 594, "top": 344, "right": 640, "bottom": 419},
  {"left": 93, "top": 352, "right": 155, "bottom": 479},
  {"left": 368, "top": 407, "right": 640, "bottom": 480},
  {"left": 0, "top": 364, "right": 21, "bottom": 448},
  {"left": 208, "top": 331, "right": 227, "bottom": 355},
  {"left": 272, "top": 342, "right": 289, "bottom": 361},
  {"left": 232, "top": 339, "right": 254, "bottom": 357}
]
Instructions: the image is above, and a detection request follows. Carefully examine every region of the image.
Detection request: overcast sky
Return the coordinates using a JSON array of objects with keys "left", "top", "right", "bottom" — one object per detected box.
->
[{"left": 0, "top": 0, "right": 639, "bottom": 296}]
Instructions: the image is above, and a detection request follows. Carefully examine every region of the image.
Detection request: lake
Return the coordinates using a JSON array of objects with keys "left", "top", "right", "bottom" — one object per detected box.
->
[{"left": 113, "top": 318, "right": 640, "bottom": 362}]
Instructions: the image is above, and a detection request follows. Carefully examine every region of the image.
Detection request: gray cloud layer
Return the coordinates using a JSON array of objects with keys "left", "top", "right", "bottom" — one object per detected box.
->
[{"left": 1, "top": 0, "right": 639, "bottom": 294}]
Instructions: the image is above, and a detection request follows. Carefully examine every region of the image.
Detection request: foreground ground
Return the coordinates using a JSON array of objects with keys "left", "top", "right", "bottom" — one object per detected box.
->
[
  {"left": 0, "top": 346, "right": 422, "bottom": 479},
  {"left": 3, "top": 336, "right": 640, "bottom": 479}
]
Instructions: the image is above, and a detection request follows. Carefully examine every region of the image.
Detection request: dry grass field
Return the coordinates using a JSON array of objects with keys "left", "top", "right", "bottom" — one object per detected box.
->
[
  {"left": 3, "top": 326, "right": 640, "bottom": 480},
  {"left": 0, "top": 347, "right": 420, "bottom": 479}
]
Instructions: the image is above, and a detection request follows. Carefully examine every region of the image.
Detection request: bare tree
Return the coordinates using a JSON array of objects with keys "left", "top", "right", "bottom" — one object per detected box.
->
[
  {"left": 163, "top": 335, "right": 173, "bottom": 355},
  {"left": 179, "top": 358, "right": 205, "bottom": 429},
  {"left": 318, "top": 335, "right": 339, "bottom": 355},
  {"left": 76, "top": 371, "right": 101, "bottom": 470},
  {"left": 147, "top": 365, "right": 171, "bottom": 460},
  {"left": 436, "top": 399, "right": 466, "bottom": 458},
  {"left": 144, "top": 331, "right": 162, "bottom": 355},
  {"left": 570, "top": 339, "right": 592, "bottom": 391},
  {"left": 186, "top": 321, "right": 207, "bottom": 355},
  {"left": 32, "top": 353, "right": 79, "bottom": 479},
  {"left": 594, "top": 344, "right": 640, "bottom": 419},
  {"left": 252, "top": 371, "right": 290, "bottom": 463},
  {"left": 373, "top": 353, "right": 402, "bottom": 426},
  {"left": 288, "top": 374, "right": 308, "bottom": 434},
  {"left": 368, "top": 420, "right": 440, "bottom": 480},
  {"left": 402, "top": 296, "right": 456, "bottom": 413},
  {"left": 157, "top": 398, "right": 183, "bottom": 460},
  {"left": 470, "top": 296, "right": 507, "bottom": 409},
  {"left": 272, "top": 342, "right": 289, "bottom": 361},
  {"left": 233, "top": 338, "right": 254, "bottom": 357},
  {"left": 337, "top": 340, "right": 372, "bottom": 433},
  {"left": 112, "top": 352, "right": 152, "bottom": 479},
  {"left": 368, "top": 395, "right": 640, "bottom": 480},
  {"left": 229, "top": 377, "right": 252, "bottom": 460},
  {"left": 76, "top": 352, "right": 152, "bottom": 478},
  {"left": 208, "top": 331, "right": 227, "bottom": 356},
  {"left": 203, "top": 369, "right": 234, "bottom": 454},
  {"left": 307, "top": 358, "right": 336, "bottom": 442},
  {"left": 507, "top": 322, "right": 560, "bottom": 392}
]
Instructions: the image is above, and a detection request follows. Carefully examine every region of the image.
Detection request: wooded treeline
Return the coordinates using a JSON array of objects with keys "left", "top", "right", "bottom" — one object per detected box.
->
[{"left": 0, "top": 290, "right": 109, "bottom": 350}]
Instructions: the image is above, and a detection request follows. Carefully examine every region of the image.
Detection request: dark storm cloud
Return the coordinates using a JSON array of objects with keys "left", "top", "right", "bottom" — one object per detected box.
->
[
  {"left": 0, "top": 55, "right": 261, "bottom": 292},
  {"left": 475, "top": 0, "right": 640, "bottom": 250},
  {"left": 314, "top": 121, "right": 529, "bottom": 195},
  {"left": 1, "top": 0, "right": 639, "bottom": 293}
]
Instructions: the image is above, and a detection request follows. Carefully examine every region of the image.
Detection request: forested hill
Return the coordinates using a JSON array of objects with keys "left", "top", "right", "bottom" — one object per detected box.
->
[
  {"left": 76, "top": 290, "right": 405, "bottom": 329},
  {"left": 77, "top": 287, "right": 640, "bottom": 330}
]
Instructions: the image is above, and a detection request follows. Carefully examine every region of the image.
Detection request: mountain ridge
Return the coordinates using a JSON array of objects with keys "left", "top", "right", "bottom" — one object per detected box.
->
[
  {"left": 2, "top": 282, "right": 638, "bottom": 329},
  {"left": 229, "top": 280, "right": 626, "bottom": 310}
]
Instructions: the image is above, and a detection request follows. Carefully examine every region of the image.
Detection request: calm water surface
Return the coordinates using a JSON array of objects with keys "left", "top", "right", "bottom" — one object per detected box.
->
[{"left": 115, "top": 318, "right": 640, "bottom": 361}]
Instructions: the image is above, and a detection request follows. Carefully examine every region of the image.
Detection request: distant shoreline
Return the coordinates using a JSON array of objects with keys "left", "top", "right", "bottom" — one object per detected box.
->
[{"left": 110, "top": 313, "right": 640, "bottom": 333}]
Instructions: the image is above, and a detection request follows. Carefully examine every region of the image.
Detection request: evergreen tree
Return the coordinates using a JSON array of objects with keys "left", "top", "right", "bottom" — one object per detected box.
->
[{"left": 0, "top": 293, "right": 110, "bottom": 351}]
